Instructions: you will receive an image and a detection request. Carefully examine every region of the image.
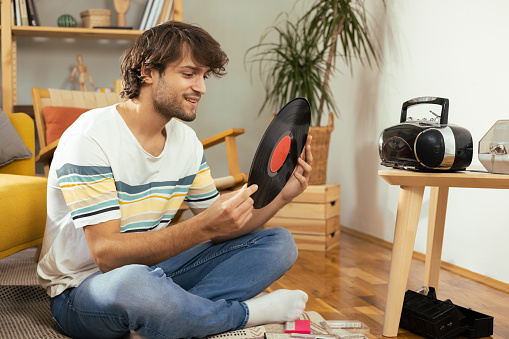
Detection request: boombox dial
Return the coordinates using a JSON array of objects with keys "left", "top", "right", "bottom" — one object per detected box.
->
[{"left": 379, "top": 97, "right": 473, "bottom": 171}]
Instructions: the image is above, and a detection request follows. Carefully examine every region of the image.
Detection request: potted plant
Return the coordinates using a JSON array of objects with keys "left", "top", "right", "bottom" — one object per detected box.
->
[{"left": 246, "top": 0, "right": 382, "bottom": 184}]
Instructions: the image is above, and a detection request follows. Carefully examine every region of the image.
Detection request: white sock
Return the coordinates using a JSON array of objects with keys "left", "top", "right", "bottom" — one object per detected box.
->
[{"left": 244, "top": 289, "right": 308, "bottom": 327}]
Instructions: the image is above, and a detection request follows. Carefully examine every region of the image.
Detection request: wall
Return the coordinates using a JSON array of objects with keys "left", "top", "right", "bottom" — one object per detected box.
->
[
  {"left": 185, "top": 0, "right": 509, "bottom": 285},
  {"left": 4, "top": 0, "right": 508, "bottom": 284},
  {"left": 327, "top": 0, "right": 509, "bottom": 285}
]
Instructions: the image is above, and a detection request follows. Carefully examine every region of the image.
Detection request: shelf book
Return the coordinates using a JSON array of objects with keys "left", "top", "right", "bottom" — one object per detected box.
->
[
  {"left": 146, "top": 0, "right": 163, "bottom": 29},
  {"left": 138, "top": 0, "right": 153, "bottom": 30},
  {"left": 14, "top": 0, "right": 22, "bottom": 26},
  {"left": 26, "top": 0, "right": 40, "bottom": 26},
  {"left": 139, "top": 0, "right": 174, "bottom": 30},
  {"left": 11, "top": 0, "right": 39, "bottom": 26}
]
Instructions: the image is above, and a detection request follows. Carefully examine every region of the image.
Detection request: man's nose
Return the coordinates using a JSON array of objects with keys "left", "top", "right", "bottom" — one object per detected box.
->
[{"left": 192, "top": 76, "right": 206, "bottom": 95}]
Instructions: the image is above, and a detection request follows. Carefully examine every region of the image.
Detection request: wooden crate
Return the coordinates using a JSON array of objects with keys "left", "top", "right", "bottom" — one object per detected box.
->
[{"left": 265, "top": 183, "right": 340, "bottom": 251}]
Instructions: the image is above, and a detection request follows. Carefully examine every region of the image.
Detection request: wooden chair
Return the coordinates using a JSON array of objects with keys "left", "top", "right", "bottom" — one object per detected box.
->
[
  {"left": 32, "top": 88, "right": 123, "bottom": 176},
  {"left": 32, "top": 87, "right": 248, "bottom": 219}
]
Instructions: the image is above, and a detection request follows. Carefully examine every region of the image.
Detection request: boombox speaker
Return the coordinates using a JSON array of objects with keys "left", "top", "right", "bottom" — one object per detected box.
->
[{"left": 379, "top": 97, "right": 473, "bottom": 171}]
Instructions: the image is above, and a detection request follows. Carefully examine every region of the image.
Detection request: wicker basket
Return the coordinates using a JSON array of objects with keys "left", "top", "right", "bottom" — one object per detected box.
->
[
  {"left": 80, "top": 9, "right": 111, "bottom": 28},
  {"left": 308, "top": 112, "right": 334, "bottom": 185}
]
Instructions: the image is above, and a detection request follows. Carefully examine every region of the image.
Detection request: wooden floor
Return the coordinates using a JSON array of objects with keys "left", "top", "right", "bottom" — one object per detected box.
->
[{"left": 267, "top": 230, "right": 509, "bottom": 339}]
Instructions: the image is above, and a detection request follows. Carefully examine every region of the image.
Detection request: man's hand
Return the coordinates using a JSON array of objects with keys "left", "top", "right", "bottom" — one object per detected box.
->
[
  {"left": 201, "top": 184, "right": 258, "bottom": 237},
  {"left": 280, "top": 135, "right": 313, "bottom": 203},
  {"left": 204, "top": 136, "right": 311, "bottom": 244}
]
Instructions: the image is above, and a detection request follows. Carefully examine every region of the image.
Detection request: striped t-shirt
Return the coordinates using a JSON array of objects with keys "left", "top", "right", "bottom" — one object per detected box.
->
[{"left": 37, "top": 105, "right": 219, "bottom": 297}]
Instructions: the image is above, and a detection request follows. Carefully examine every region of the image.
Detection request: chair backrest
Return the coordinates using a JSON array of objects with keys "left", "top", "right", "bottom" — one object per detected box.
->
[{"left": 32, "top": 88, "right": 124, "bottom": 150}]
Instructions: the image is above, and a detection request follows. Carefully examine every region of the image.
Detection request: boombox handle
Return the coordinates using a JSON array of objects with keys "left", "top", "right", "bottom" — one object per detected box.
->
[{"left": 400, "top": 97, "right": 449, "bottom": 124}]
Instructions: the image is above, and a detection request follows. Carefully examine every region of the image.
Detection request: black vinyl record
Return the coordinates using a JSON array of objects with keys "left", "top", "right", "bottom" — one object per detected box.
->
[{"left": 248, "top": 98, "right": 311, "bottom": 209}]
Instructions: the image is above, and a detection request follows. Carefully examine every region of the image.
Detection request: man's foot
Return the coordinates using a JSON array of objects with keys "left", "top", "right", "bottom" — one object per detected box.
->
[{"left": 244, "top": 289, "right": 308, "bottom": 327}]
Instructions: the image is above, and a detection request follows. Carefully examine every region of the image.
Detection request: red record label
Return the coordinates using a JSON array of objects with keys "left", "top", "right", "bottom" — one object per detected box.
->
[{"left": 269, "top": 135, "right": 291, "bottom": 173}]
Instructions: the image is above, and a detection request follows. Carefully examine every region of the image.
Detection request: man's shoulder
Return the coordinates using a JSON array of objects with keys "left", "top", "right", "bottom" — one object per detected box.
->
[
  {"left": 63, "top": 105, "right": 119, "bottom": 137},
  {"left": 77, "top": 105, "right": 118, "bottom": 124}
]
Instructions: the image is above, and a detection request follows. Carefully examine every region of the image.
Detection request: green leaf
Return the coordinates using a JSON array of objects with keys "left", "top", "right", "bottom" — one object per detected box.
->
[{"left": 245, "top": 0, "right": 383, "bottom": 126}]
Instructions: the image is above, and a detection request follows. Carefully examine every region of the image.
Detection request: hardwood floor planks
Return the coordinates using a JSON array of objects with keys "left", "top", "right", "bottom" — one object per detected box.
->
[{"left": 269, "top": 230, "right": 509, "bottom": 338}]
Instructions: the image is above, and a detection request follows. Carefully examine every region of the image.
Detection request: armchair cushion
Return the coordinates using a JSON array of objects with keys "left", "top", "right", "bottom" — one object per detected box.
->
[
  {"left": 43, "top": 106, "right": 89, "bottom": 144},
  {"left": 0, "top": 174, "right": 47, "bottom": 259},
  {"left": 0, "top": 110, "right": 33, "bottom": 167}
]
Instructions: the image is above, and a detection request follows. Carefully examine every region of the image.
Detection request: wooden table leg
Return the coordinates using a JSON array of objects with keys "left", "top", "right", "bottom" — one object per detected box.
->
[
  {"left": 424, "top": 186, "right": 449, "bottom": 290},
  {"left": 383, "top": 185, "right": 425, "bottom": 337}
]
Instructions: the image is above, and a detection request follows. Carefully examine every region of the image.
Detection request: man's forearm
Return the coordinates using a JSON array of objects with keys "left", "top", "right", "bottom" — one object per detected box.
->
[
  {"left": 85, "top": 214, "right": 214, "bottom": 272},
  {"left": 87, "top": 186, "right": 259, "bottom": 271}
]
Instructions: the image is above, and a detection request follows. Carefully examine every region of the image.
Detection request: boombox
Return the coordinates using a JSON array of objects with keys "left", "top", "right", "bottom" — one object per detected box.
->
[{"left": 379, "top": 97, "right": 473, "bottom": 171}]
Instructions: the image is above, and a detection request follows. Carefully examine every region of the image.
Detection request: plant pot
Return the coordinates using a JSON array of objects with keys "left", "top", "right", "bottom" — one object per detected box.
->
[{"left": 308, "top": 112, "right": 334, "bottom": 185}]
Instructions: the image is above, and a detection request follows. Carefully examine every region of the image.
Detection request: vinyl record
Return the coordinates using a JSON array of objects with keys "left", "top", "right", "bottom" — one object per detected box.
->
[{"left": 248, "top": 97, "right": 311, "bottom": 209}]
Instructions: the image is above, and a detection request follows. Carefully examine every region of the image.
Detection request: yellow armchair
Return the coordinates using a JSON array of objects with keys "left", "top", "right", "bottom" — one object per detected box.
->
[{"left": 0, "top": 113, "right": 47, "bottom": 259}]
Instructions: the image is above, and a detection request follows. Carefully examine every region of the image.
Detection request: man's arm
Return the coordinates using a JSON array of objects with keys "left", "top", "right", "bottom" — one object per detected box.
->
[
  {"left": 84, "top": 184, "right": 258, "bottom": 273},
  {"left": 208, "top": 135, "right": 313, "bottom": 243}
]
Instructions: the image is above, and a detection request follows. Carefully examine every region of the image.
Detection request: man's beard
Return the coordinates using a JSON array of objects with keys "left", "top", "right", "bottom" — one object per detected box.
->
[{"left": 152, "top": 79, "right": 198, "bottom": 122}]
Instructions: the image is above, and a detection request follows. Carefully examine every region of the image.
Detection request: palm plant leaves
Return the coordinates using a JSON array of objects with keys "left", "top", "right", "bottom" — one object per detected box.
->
[
  {"left": 246, "top": 0, "right": 382, "bottom": 126},
  {"left": 305, "top": 0, "right": 381, "bottom": 70}
]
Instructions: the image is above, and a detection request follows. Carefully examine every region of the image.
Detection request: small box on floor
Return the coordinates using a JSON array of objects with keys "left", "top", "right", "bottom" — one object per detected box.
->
[
  {"left": 321, "top": 320, "right": 370, "bottom": 334},
  {"left": 285, "top": 320, "right": 311, "bottom": 334},
  {"left": 265, "top": 334, "right": 335, "bottom": 339},
  {"left": 321, "top": 320, "right": 370, "bottom": 338}
]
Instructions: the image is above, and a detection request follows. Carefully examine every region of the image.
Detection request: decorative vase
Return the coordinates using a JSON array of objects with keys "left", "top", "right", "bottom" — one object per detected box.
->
[{"left": 57, "top": 14, "right": 77, "bottom": 27}]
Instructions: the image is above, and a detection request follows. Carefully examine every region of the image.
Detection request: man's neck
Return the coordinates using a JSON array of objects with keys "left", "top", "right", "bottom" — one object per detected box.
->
[{"left": 117, "top": 99, "right": 169, "bottom": 157}]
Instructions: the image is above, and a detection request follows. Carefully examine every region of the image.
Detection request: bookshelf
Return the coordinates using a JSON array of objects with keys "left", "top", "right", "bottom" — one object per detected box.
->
[{"left": 0, "top": 0, "right": 183, "bottom": 113}]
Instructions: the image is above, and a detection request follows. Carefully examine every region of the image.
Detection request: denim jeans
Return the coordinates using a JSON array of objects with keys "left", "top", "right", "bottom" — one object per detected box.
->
[{"left": 50, "top": 227, "right": 298, "bottom": 339}]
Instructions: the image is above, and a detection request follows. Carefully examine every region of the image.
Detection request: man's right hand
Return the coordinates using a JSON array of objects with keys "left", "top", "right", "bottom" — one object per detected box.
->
[{"left": 200, "top": 184, "right": 258, "bottom": 238}]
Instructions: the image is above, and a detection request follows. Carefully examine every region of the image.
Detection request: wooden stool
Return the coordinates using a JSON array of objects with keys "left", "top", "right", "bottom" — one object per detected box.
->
[{"left": 378, "top": 169, "right": 509, "bottom": 337}]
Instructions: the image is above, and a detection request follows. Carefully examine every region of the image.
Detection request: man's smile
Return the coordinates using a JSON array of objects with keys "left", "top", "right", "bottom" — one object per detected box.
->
[{"left": 184, "top": 95, "right": 200, "bottom": 106}]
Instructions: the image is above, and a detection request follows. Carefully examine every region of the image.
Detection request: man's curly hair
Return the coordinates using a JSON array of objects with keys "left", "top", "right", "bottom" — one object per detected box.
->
[{"left": 120, "top": 21, "right": 228, "bottom": 99}]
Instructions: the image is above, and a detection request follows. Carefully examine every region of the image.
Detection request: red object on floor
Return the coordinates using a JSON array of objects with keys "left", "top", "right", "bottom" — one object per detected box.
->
[{"left": 285, "top": 320, "right": 311, "bottom": 334}]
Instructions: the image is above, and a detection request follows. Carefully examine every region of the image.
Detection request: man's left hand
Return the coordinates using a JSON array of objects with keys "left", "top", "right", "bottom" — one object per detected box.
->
[{"left": 280, "top": 135, "right": 313, "bottom": 202}]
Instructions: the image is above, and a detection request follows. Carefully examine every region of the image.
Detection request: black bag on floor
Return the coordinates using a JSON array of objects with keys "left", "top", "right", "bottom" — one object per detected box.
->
[{"left": 400, "top": 287, "right": 493, "bottom": 339}]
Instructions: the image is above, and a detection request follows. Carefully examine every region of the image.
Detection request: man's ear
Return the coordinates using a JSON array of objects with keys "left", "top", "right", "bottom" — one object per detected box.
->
[{"left": 140, "top": 63, "right": 155, "bottom": 84}]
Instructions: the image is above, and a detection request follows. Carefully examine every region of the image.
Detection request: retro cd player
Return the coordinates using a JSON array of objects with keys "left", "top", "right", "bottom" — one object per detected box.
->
[{"left": 379, "top": 97, "right": 473, "bottom": 171}]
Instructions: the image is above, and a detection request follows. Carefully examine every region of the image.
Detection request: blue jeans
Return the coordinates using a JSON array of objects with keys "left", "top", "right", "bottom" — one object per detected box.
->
[{"left": 50, "top": 227, "right": 298, "bottom": 339}]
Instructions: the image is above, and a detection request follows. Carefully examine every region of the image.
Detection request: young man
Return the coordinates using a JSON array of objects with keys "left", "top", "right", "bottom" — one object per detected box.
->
[{"left": 37, "top": 21, "right": 313, "bottom": 339}]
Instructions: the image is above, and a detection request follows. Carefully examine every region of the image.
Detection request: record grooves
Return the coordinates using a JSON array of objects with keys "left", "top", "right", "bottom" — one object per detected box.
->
[{"left": 248, "top": 98, "right": 311, "bottom": 209}]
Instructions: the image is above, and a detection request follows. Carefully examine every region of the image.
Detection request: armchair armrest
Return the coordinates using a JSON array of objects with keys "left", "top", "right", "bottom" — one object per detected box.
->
[
  {"left": 201, "top": 128, "right": 245, "bottom": 148},
  {"left": 214, "top": 173, "right": 249, "bottom": 191},
  {"left": 201, "top": 128, "right": 245, "bottom": 177},
  {"left": 35, "top": 138, "right": 59, "bottom": 163}
]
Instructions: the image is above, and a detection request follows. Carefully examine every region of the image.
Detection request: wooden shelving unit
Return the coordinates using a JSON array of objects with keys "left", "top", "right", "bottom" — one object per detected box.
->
[
  {"left": 0, "top": 0, "right": 183, "bottom": 113},
  {"left": 11, "top": 25, "right": 145, "bottom": 39}
]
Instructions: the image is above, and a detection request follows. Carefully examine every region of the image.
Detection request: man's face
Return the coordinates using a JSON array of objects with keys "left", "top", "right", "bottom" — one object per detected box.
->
[{"left": 152, "top": 55, "right": 209, "bottom": 122}]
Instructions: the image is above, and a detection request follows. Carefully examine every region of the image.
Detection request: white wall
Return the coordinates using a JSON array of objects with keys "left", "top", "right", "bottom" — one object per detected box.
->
[
  {"left": 185, "top": 0, "right": 509, "bottom": 285},
  {"left": 328, "top": 0, "right": 509, "bottom": 284},
  {"left": 5, "top": 0, "right": 508, "bottom": 284}
]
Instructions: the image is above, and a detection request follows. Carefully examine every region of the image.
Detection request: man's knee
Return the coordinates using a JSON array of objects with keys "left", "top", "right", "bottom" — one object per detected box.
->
[
  {"left": 263, "top": 227, "right": 298, "bottom": 268},
  {"left": 87, "top": 265, "right": 168, "bottom": 312}
]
